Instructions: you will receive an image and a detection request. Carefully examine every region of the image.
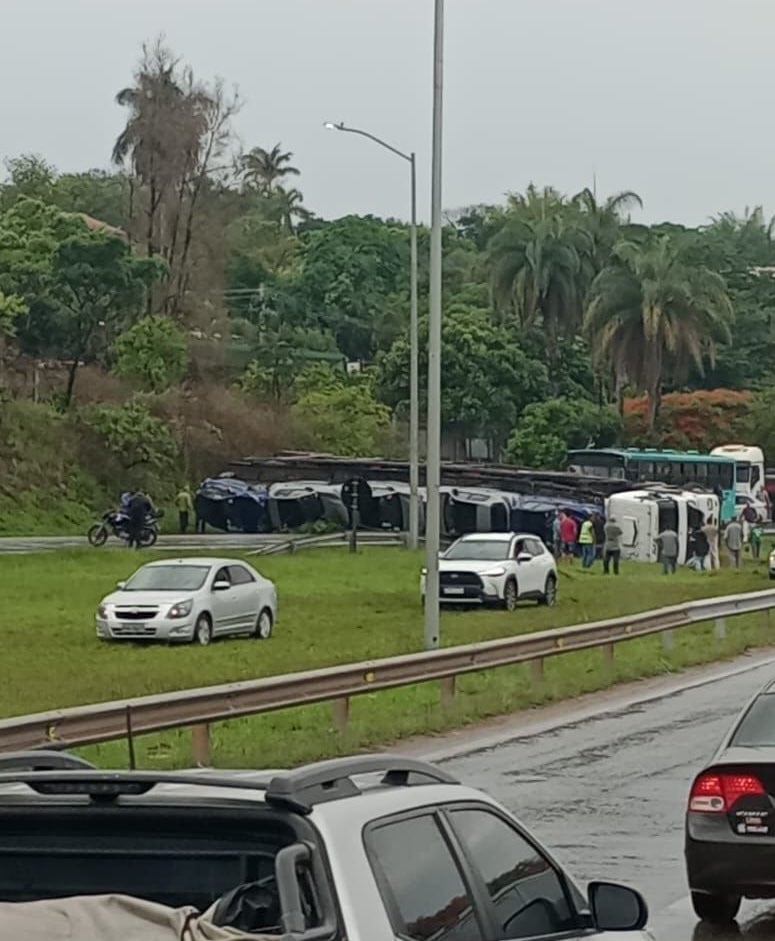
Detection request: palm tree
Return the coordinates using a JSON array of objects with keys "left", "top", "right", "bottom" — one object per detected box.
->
[
  {"left": 573, "top": 187, "right": 643, "bottom": 272},
  {"left": 585, "top": 235, "right": 733, "bottom": 429},
  {"left": 489, "top": 209, "right": 594, "bottom": 370},
  {"left": 240, "top": 144, "right": 300, "bottom": 195},
  {"left": 269, "top": 186, "right": 310, "bottom": 233}
]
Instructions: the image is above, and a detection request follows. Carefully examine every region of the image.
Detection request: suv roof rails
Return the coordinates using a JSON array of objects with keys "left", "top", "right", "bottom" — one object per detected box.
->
[
  {"left": 264, "top": 754, "right": 459, "bottom": 813},
  {"left": 0, "top": 754, "right": 458, "bottom": 811},
  {"left": 0, "top": 751, "right": 96, "bottom": 772}
]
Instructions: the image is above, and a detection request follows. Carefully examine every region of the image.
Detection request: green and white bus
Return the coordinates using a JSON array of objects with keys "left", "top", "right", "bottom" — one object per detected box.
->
[{"left": 566, "top": 448, "right": 738, "bottom": 522}]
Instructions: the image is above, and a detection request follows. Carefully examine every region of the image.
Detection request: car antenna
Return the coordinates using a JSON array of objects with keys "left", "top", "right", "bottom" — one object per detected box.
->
[{"left": 125, "top": 704, "right": 136, "bottom": 770}]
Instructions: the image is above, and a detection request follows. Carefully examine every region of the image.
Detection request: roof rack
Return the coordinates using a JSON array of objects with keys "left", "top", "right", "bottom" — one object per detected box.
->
[
  {"left": 0, "top": 751, "right": 95, "bottom": 772},
  {"left": 0, "top": 754, "right": 457, "bottom": 812},
  {"left": 264, "top": 754, "right": 459, "bottom": 813}
]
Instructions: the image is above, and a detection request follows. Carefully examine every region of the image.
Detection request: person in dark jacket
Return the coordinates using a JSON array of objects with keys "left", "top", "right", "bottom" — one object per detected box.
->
[
  {"left": 591, "top": 512, "right": 605, "bottom": 560},
  {"left": 689, "top": 525, "right": 710, "bottom": 571},
  {"left": 127, "top": 491, "right": 153, "bottom": 549}
]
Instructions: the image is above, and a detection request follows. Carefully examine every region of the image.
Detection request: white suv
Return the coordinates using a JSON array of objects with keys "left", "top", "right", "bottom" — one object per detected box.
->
[
  {"left": 0, "top": 751, "right": 650, "bottom": 940},
  {"left": 422, "top": 532, "right": 558, "bottom": 610}
]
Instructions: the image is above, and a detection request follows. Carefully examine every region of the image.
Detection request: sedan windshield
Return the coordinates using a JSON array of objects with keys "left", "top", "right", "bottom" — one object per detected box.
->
[
  {"left": 445, "top": 541, "right": 510, "bottom": 562},
  {"left": 123, "top": 565, "right": 210, "bottom": 592},
  {"left": 730, "top": 694, "right": 775, "bottom": 746}
]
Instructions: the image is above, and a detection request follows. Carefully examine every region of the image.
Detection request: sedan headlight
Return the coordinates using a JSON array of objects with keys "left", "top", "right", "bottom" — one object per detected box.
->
[
  {"left": 168, "top": 599, "right": 194, "bottom": 620},
  {"left": 97, "top": 604, "right": 108, "bottom": 619},
  {"left": 480, "top": 567, "right": 506, "bottom": 577}
]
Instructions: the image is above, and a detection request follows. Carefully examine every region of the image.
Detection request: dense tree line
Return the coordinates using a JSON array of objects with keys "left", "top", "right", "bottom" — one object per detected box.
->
[{"left": 2, "top": 38, "right": 775, "bottom": 468}]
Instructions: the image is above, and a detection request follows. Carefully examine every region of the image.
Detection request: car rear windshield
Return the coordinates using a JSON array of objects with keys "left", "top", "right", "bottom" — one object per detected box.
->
[
  {"left": 124, "top": 565, "right": 210, "bottom": 592},
  {"left": 445, "top": 541, "right": 509, "bottom": 561},
  {"left": 730, "top": 694, "right": 775, "bottom": 746}
]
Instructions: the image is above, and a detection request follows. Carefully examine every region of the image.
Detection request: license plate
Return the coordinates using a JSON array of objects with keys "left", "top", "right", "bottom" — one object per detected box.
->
[{"left": 443, "top": 587, "right": 465, "bottom": 596}]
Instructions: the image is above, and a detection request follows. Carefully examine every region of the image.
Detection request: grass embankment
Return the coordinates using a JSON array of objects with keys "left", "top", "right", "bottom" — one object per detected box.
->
[{"left": 0, "top": 546, "right": 771, "bottom": 768}]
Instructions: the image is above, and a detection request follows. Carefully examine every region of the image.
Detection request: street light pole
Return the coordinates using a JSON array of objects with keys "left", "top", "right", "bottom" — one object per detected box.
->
[
  {"left": 424, "top": 0, "right": 444, "bottom": 651},
  {"left": 324, "top": 121, "right": 420, "bottom": 550}
]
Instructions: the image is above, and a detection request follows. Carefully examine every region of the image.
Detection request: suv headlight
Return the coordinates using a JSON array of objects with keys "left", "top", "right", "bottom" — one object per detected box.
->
[
  {"left": 481, "top": 567, "right": 506, "bottom": 577},
  {"left": 168, "top": 599, "right": 194, "bottom": 620},
  {"left": 97, "top": 604, "right": 108, "bottom": 619}
]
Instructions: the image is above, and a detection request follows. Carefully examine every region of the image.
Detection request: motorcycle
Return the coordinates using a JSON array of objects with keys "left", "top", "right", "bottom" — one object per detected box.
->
[{"left": 87, "top": 509, "right": 163, "bottom": 548}]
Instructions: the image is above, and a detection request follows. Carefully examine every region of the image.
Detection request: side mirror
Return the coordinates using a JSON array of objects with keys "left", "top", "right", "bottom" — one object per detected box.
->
[
  {"left": 516, "top": 552, "right": 532, "bottom": 564},
  {"left": 588, "top": 882, "right": 648, "bottom": 932},
  {"left": 116, "top": 581, "right": 126, "bottom": 590},
  {"left": 213, "top": 580, "right": 231, "bottom": 592}
]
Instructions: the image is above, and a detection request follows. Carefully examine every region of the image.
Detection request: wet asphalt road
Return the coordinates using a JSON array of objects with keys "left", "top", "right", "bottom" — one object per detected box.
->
[{"left": 426, "top": 654, "right": 775, "bottom": 941}]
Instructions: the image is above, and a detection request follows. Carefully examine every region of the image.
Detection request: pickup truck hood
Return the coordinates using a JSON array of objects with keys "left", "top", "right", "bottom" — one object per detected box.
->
[{"left": 439, "top": 558, "right": 507, "bottom": 574}]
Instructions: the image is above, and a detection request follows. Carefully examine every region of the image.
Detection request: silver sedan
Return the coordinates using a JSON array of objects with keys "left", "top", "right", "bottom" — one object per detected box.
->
[{"left": 96, "top": 557, "right": 277, "bottom": 645}]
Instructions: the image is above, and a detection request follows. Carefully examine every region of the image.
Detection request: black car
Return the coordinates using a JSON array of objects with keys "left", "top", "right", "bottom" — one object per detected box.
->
[{"left": 686, "top": 678, "right": 775, "bottom": 924}]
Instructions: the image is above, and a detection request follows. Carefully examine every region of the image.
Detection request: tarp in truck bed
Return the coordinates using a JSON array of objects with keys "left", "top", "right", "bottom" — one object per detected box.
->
[{"left": 0, "top": 894, "right": 277, "bottom": 941}]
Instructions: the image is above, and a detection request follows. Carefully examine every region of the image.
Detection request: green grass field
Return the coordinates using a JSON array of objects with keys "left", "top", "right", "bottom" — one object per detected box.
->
[{"left": 0, "top": 546, "right": 772, "bottom": 769}]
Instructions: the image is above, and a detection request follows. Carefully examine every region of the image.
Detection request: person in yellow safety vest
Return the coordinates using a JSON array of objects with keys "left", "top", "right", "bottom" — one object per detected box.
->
[
  {"left": 175, "top": 486, "right": 194, "bottom": 535},
  {"left": 579, "top": 514, "right": 596, "bottom": 569}
]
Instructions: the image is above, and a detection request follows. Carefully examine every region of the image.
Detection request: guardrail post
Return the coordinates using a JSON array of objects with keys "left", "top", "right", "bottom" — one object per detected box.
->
[
  {"left": 602, "top": 642, "right": 615, "bottom": 673},
  {"left": 714, "top": 617, "right": 726, "bottom": 641},
  {"left": 333, "top": 696, "right": 350, "bottom": 733},
  {"left": 662, "top": 630, "right": 674, "bottom": 653},
  {"left": 191, "top": 723, "right": 211, "bottom": 767},
  {"left": 530, "top": 658, "right": 545, "bottom": 692},
  {"left": 440, "top": 676, "right": 456, "bottom": 709}
]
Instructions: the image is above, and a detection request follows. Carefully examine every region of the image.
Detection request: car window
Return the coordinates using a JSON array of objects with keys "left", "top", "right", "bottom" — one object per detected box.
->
[
  {"left": 525, "top": 539, "right": 545, "bottom": 557},
  {"left": 366, "top": 814, "right": 483, "bottom": 941},
  {"left": 730, "top": 694, "right": 775, "bottom": 746},
  {"left": 228, "top": 565, "right": 255, "bottom": 586},
  {"left": 449, "top": 808, "right": 577, "bottom": 940},
  {"left": 214, "top": 567, "right": 231, "bottom": 586}
]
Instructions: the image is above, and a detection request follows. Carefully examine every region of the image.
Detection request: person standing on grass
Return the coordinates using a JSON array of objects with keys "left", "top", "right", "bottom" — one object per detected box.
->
[
  {"left": 603, "top": 515, "right": 623, "bottom": 575},
  {"left": 750, "top": 523, "right": 763, "bottom": 560},
  {"left": 559, "top": 510, "right": 578, "bottom": 563},
  {"left": 591, "top": 511, "right": 605, "bottom": 560},
  {"left": 552, "top": 510, "right": 563, "bottom": 558},
  {"left": 579, "top": 514, "right": 595, "bottom": 569},
  {"left": 175, "top": 486, "right": 194, "bottom": 535},
  {"left": 724, "top": 518, "right": 743, "bottom": 569},
  {"left": 656, "top": 525, "right": 679, "bottom": 575},
  {"left": 689, "top": 524, "right": 709, "bottom": 571},
  {"left": 702, "top": 516, "right": 720, "bottom": 570}
]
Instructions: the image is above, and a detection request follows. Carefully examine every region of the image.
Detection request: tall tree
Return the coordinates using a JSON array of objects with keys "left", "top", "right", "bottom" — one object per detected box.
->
[
  {"left": 572, "top": 187, "right": 643, "bottom": 271},
  {"left": 240, "top": 144, "right": 300, "bottom": 195},
  {"left": 585, "top": 235, "right": 733, "bottom": 430},
  {"left": 112, "top": 39, "right": 239, "bottom": 317}
]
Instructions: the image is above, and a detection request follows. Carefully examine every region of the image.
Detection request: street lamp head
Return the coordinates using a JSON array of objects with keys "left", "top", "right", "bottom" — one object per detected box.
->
[{"left": 323, "top": 121, "right": 344, "bottom": 131}]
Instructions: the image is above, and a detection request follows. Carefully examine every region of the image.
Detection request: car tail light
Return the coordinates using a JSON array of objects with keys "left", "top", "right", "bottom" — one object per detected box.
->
[{"left": 689, "top": 771, "right": 765, "bottom": 812}]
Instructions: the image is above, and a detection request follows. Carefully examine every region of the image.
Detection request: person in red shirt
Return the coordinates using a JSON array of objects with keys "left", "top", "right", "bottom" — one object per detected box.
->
[{"left": 559, "top": 510, "right": 578, "bottom": 563}]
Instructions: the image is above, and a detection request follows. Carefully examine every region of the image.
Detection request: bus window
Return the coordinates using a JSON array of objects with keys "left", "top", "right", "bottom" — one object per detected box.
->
[
  {"left": 736, "top": 462, "right": 751, "bottom": 483},
  {"left": 695, "top": 463, "right": 708, "bottom": 480},
  {"left": 751, "top": 465, "right": 761, "bottom": 488},
  {"left": 718, "top": 463, "right": 734, "bottom": 489}
]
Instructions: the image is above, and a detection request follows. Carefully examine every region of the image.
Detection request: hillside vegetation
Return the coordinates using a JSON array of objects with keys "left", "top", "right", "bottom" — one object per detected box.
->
[{"left": 2, "top": 37, "right": 775, "bottom": 534}]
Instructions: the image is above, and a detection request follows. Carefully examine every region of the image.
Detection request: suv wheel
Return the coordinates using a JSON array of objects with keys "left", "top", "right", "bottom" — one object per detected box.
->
[
  {"left": 539, "top": 574, "right": 557, "bottom": 607},
  {"left": 194, "top": 614, "right": 213, "bottom": 646},
  {"left": 502, "top": 579, "right": 518, "bottom": 612},
  {"left": 690, "top": 891, "right": 741, "bottom": 924}
]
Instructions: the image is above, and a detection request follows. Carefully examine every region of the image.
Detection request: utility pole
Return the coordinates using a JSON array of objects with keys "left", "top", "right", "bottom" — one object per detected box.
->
[{"left": 423, "top": 0, "right": 444, "bottom": 651}]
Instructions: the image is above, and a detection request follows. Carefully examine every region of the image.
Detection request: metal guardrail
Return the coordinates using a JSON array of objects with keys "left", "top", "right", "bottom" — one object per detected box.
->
[{"left": 1, "top": 587, "right": 773, "bottom": 764}]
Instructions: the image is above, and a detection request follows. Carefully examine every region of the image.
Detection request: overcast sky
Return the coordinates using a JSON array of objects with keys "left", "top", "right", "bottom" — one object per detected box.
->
[{"left": 2, "top": 0, "right": 774, "bottom": 226}]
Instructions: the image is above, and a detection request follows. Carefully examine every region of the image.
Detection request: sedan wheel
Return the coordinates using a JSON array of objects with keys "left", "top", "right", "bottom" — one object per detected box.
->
[
  {"left": 691, "top": 891, "right": 741, "bottom": 924},
  {"left": 502, "top": 579, "right": 518, "bottom": 612},
  {"left": 194, "top": 615, "right": 212, "bottom": 646},
  {"left": 255, "top": 608, "right": 273, "bottom": 640}
]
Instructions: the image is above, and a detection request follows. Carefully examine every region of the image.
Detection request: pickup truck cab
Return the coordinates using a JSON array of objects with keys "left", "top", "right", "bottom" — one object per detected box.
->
[{"left": 0, "top": 751, "right": 649, "bottom": 940}]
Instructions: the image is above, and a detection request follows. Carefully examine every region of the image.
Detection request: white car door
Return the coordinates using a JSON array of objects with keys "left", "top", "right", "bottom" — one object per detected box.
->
[
  {"left": 526, "top": 537, "right": 554, "bottom": 591},
  {"left": 513, "top": 538, "right": 541, "bottom": 596},
  {"left": 227, "top": 564, "right": 259, "bottom": 633},
  {"left": 210, "top": 566, "right": 241, "bottom": 636}
]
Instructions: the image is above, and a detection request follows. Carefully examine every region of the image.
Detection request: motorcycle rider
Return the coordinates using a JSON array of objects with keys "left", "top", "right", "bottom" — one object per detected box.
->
[{"left": 126, "top": 491, "right": 154, "bottom": 550}]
